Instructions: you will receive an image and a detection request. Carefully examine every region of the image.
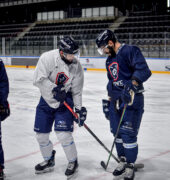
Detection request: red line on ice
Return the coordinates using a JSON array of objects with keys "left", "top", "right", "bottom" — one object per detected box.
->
[{"left": 5, "top": 141, "right": 60, "bottom": 163}]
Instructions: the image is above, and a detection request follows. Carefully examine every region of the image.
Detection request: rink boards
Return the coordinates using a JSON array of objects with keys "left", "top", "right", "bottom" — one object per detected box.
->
[{"left": 1, "top": 56, "right": 170, "bottom": 74}]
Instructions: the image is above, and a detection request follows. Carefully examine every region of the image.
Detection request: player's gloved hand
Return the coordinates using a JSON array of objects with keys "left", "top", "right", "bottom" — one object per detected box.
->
[
  {"left": 0, "top": 102, "right": 10, "bottom": 121},
  {"left": 102, "top": 99, "right": 110, "bottom": 120},
  {"left": 107, "top": 81, "right": 122, "bottom": 101},
  {"left": 121, "top": 80, "right": 138, "bottom": 105},
  {"left": 52, "top": 84, "right": 66, "bottom": 103},
  {"left": 74, "top": 107, "right": 87, "bottom": 127}
]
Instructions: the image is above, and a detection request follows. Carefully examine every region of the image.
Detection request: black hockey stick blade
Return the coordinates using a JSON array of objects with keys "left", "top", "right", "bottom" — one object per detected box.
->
[
  {"left": 101, "top": 161, "right": 144, "bottom": 172},
  {"left": 134, "top": 163, "right": 144, "bottom": 171},
  {"left": 101, "top": 161, "right": 107, "bottom": 170}
]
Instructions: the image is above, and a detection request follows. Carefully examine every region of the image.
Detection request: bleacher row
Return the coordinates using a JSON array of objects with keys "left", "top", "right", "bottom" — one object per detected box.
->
[
  {"left": 125, "top": 13, "right": 170, "bottom": 21},
  {"left": 0, "top": 23, "right": 30, "bottom": 37},
  {"left": 0, "top": 12, "right": 170, "bottom": 57}
]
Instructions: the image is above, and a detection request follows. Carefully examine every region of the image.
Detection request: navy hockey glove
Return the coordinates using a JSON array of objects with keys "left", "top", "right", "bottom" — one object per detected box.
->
[
  {"left": 0, "top": 102, "right": 10, "bottom": 121},
  {"left": 74, "top": 107, "right": 87, "bottom": 127},
  {"left": 52, "top": 85, "right": 66, "bottom": 103},
  {"left": 102, "top": 99, "right": 110, "bottom": 120},
  {"left": 121, "top": 80, "right": 137, "bottom": 105}
]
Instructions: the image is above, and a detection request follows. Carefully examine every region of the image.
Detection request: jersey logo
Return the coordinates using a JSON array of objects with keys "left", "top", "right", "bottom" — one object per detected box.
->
[
  {"left": 56, "top": 72, "right": 69, "bottom": 85},
  {"left": 108, "top": 62, "right": 119, "bottom": 81}
]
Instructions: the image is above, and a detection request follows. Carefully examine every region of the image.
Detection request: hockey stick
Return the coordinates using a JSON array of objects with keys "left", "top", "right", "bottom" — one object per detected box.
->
[
  {"left": 63, "top": 101, "right": 144, "bottom": 170},
  {"left": 63, "top": 101, "right": 119, "bottom": 163},
  {"left": 101, "top": 104, "right": 127, "bottom": 170}
]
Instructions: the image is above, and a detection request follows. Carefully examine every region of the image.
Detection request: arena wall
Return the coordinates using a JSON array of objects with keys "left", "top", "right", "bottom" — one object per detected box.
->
[{"left": 1, "top": 56, "right": 170, "bottom": 73}]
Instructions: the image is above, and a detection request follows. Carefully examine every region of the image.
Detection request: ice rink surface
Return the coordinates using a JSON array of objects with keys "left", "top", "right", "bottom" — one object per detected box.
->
[{"left": 2, "top": 68, "right": 170, "bottom": 180}]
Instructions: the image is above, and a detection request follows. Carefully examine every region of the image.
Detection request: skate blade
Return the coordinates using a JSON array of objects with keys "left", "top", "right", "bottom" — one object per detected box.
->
[
  {"left": 35, "top": 167, "right": 54, "bottom": 174},
  {"left": 66, "top": 169, "right": 78, "bottom": 180}
]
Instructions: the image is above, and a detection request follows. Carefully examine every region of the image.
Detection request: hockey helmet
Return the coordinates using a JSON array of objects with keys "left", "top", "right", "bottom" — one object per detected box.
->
[
  {"left": 59, "top": 36, "right": 80, "bottom": 60},
  {"left": 96, "top": 29, "right": 117, "bottom": 55}
]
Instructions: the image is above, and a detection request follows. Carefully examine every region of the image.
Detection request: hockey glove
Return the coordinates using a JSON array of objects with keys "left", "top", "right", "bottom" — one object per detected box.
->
[
  {"left": 74, "top": 107, "right": 87, "bottom": 127},
  {"left": 121, "top": 80, "right": 137, "bottom": 105},
  {"left": 52, "top": 85, "right": 66, "bottom": 103},
  {"left": 0, "top": 102, "right": 10, "bottom": 121},
  {"left": 102, "top": 99, "right": 110, "bottom": 120}
]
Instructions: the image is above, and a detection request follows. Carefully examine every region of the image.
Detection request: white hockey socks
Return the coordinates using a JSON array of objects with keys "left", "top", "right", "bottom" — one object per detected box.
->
[
  {"left": 55, "top": 131, "right": 77, "bottom": 162},
  {"left": 36, "top": 133, "right": 53, "bottom": 161}
]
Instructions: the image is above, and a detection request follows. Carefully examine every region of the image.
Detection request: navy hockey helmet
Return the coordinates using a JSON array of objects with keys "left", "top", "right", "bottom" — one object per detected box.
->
[
  {"left": 96, "top": 29, "right": 117, "bottom": 55},
  {"left": 59, "top": 36, "right": 79, "bottom": 55}
]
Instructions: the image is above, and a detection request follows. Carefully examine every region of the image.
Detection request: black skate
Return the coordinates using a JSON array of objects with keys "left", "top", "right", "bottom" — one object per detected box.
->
[
  {"left": 0, "top": 167, "right": 4, "bottom": 180},
  {"left": 35, "top": 150, "right": 56, "bottom": 174},
  {"left": 113, "top": 157, "right": 126, "bottom": 176},
  {"left": 0, "top": 172, "right": 4, "bottom": 180},
  {"left": 124, "top": 163, "right": 135, "bottom": 180},
  {"left": 65, "top": 159, "right": 78, "bottom": 178}
]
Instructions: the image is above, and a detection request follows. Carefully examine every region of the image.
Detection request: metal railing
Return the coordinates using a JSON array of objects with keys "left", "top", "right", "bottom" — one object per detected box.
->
[{"left": 0, "top": 32, "right": 170, "bottom": 58}]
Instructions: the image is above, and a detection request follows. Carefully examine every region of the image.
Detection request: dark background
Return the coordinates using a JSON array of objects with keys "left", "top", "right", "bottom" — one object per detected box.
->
[{"left": 0, "top": 0, "right": 168, "bottom": 24}]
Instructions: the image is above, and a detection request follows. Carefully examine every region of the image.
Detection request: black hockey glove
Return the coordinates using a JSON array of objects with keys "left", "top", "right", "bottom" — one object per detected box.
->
[
  {"left": 102, "top": 99, "right": 110, "bottom": 120},
  {"left": 0, "top": 102, "right": 10, "bottom": 121},
  {"left": 74, "top": 107, "right": 87, "bottom": 127},
  {"left": 52, "top": 85, "right": 66, "bottom": 103},
  {"left": 121, "top": 80, "right": 137, "bottom": 105}
]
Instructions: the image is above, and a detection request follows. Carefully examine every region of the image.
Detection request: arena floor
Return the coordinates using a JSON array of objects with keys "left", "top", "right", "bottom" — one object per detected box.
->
[{"left": 2, "top": 68, "right": 170, "bottom": 180}]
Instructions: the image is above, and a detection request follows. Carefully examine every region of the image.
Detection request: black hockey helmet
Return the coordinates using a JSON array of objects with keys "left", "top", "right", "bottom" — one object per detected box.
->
[
  {"left": 96, "top": 29, "right": 117, "bottom": 55},
  {"left": 58, "top": 36, "right": 79, "bottom": 55}
]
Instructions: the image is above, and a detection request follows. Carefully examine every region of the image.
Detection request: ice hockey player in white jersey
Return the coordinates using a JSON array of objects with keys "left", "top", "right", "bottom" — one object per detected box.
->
[{"left": 33, "top": 36, "right": 87, "bottom": 177}]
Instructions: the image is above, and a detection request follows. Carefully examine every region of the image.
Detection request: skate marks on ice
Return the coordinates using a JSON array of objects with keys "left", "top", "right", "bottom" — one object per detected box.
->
[{"left": 3, "top": 69, "right": 170, "bottom": 180}]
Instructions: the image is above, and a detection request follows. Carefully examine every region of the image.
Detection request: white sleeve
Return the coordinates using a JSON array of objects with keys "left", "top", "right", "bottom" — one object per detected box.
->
[
  {"left": 33, "top": 53, "right": 60, "bottom": 108},
  {"left": 71, "top": 62, "right": 84, "bottom": 110}
]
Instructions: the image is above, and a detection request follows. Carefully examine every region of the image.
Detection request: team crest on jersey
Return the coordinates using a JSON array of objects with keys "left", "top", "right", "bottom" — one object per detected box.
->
[
  {"left": 108, "top": 62, "right": 119, "bottom": 81},
  {"left": 56, "top": 72, "right": 69, "bottom": 85}
]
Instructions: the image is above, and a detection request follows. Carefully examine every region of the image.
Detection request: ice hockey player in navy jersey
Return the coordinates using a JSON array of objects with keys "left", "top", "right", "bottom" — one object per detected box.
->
[
  {"left": 33, "top": 36, "right": 87, "bottom": 178},
  {"left": 96, "top": 29, "right": 151, "bottom": 180},
  {"left": 0, "top": 59, "right": 10, "bottom": 180}
]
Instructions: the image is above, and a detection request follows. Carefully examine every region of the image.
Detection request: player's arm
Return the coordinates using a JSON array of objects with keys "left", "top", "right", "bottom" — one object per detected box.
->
[
  {"left": 0, "top": 60, "right": 9, "bottom": 103},
  {"left": 33, "top": 53, "right": 59, "bottom": 108},
  {"left": 71, "top": 61, "right": 84, "bottom": 110},
  {"left": 121, "top": 46, "right": 152, "bottom": 105},
  {"left": 71, "top": 62, "right": 87, "bottom": 126},
  {"left": 130, "top": 46, "right": 152, "bottom": 84},
  {"left": 0, "top": 60, "right": 10, "bottom": 121}
]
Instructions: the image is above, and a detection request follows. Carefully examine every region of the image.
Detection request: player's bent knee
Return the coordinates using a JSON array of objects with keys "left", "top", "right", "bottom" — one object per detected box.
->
[
  {"left": 36, "top": 132, "right": 50, "bottom": 145},
  {"left": 55, "top": 131, "right": 74, "bottom": 146}
]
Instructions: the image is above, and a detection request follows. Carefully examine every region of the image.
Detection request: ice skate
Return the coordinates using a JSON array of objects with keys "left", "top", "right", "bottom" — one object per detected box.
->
[
  {"left": 124, "top": 163, "right": 135, "bottom": 180},
  {"left": 113, "top": 157, "right": 126, "bottom": 176},
  {"left": 65, "top": 159, "right": 78, "bottom": 179},
  {"left": 0, "top": 170, "right": 4, "bottom": 180},
  {"left": 35, "top": 150, "right": 56, "bottom": 174}
]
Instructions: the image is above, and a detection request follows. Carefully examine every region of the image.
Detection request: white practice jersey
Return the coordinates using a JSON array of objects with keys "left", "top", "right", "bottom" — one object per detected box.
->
[{"left": 33, "top": 49, "right": 84, "bottom": 110}]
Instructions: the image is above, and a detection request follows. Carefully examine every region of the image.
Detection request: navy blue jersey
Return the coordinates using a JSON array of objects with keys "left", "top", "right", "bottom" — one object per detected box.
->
[
  {"left": 106, "top": 44, "right": 151, "bottom": 99},
  {"left": 0, "top": 59, "right": 9, "bottom": 105}
]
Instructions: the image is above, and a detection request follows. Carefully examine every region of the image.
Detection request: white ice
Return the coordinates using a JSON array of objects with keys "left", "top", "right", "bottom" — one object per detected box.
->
[{"left": 2, "top": 68, "right": 170, "bottom": 180}]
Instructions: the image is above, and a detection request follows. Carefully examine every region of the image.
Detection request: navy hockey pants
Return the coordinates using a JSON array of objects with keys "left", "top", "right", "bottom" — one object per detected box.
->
[
  {"left": 34, "top": 93, "right": 74, "bottom": 133},
  {"left": 109, "top": 94, "right": 144, "bottom": 163}
]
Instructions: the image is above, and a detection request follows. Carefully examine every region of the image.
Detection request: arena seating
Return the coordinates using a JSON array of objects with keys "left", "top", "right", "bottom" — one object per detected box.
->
[
  {"left": 9, "top": 18, "right": 115, "bottom": 55},
  {"left": 114, "top": 11, "right": 170, "bottom": 57},
  {"left": 0, "top": 23, "right": 31, "bottom": 38},
  {"left": 0, "top": 11, "right": 170, "bottom": 57}
]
